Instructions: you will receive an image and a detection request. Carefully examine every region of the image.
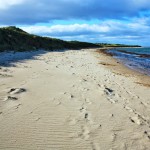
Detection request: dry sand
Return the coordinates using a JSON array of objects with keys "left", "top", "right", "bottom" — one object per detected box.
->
[{"left": 0, "top": 49, "right": 150, "bottom": 150}]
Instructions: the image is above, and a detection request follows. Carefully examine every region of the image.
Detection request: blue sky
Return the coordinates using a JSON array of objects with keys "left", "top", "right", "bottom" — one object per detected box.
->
[{"left": 0, "top": 0, "right": 150, "bottom": 46}]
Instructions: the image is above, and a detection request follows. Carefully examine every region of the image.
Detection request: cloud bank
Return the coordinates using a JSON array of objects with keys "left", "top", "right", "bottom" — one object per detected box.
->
[
  {"left": 20, "top": 17, "right": 150, "bottom": 46},
  {"left": 0, "top": 0, "right": 150, "bottom": 24},
  {"left": 0, "top": 0, "right": 150, "bottom": 45}
]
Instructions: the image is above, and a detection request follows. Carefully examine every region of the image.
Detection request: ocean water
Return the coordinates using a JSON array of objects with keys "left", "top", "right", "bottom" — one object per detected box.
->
[{"left": 107, "top": 47, "right": 150, "bottom": 76}]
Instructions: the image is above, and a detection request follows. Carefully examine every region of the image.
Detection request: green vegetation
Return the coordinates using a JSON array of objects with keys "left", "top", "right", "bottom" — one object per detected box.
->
[
  {"left": 97, "top": 43, "right": 141, "bottom": 48},
  {"left": 0, "top": 26, "right": 99, "bottom": 52},
  {"left": 0, "top": 26, "right": 141, "bottom": 52}
]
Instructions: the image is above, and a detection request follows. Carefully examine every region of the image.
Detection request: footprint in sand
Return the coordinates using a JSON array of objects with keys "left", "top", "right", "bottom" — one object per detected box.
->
[
  {"left": 111, "top": 133, "right": 117, "bottom": 142},
  {"left": 79, "top": 105, "right": 89, "bottom": 119},
  {"left": 124, "top": 105, "right": 134, "bottom": 113},
  {"left": 104, "top": 87, "right": 117, "bottom": 104},
  {"left": 91, "top": 142, "right": 100, "bottom": 150},
  {"left": 0, "top": 73, "right": 12, "bottom": 78},
  {"left": 8, "top": 88, "right": 26, "bottom": 95},
  {"left": 109, "top": 114, "right": 114, "bottom": 117},
  {"left": 144, "top": 131, "right": 150, "bottom": 140},
  {"left": 35, "top": 117, "right": 41, "bottom": 121},
  {"left": 97, "top": 84, "right": 104, "bottom": 88},
  {"left": 140, "top": 101, "right": 148, "bottom": 107},
  {"left": 84, "top": 113, "right": 89, "bottom": 119},
  {"left": 84, "top": 112, "right": 93, "bottom": 124},
  {"left": 79, "top": 106, "right": 87, "bottom": 113},
  {"left": 3, "top": 88, "right": 26, "bottom": 102},
  {"left": 83, "top": 79, "right": 87, "bottom": 82},
  {"left": 85, "top": 98, "right": 92, "bottom": 105},
  {"left": 68, "top": 118, "right": 79, "bottom": 125},
  {"left": 78, "top": 126, "right": 90, "bottom": 140},
  {"left": 53, "top": 99, "right": 61, "bottom": 106},
  {"left": 82, "top": 88, "right": 90, "bottom": 92},
  {"left": 63, "top": 92, "right": 74, "bottom": 99},
  {"left": 104, "top": 87, "right": 114, "bottom": 96},
  {"left": 15, "top": 104, "right": 22, "bottom": 109},
  {"left": 80, "top": 78, "right": 88, "bottom": 83},
  {"left": 125, "top": 105, "right": 148, "bottom": 126},
  {"left": 4, "top": 96, "right": 18, "bottom": 101},
  {"left": 129, "top": 116, "right": 142, "bottom": 125}
]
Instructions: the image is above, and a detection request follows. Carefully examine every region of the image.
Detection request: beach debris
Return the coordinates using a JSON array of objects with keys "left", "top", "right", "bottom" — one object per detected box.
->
[{"left": 99, "top": 61, "right": 116, "bottom": 66}]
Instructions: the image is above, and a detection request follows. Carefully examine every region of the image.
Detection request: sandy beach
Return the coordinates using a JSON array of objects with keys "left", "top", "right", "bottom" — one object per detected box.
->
[{"left": 0, "top": 49, "right": 150, "bottom": 150}]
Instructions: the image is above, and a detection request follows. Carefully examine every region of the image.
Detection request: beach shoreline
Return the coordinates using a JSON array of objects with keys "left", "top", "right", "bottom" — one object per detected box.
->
[
  {"left": 96, "top": 48, "right": 150, "bottom": 87},
  {"left": 0, "top": 49, "right": 150, "bottom": 150}
]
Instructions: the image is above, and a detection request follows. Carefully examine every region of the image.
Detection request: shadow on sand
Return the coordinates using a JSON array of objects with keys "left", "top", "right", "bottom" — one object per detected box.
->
[{"left": 0, "top": 49, "right": 68, "bottom": 67}]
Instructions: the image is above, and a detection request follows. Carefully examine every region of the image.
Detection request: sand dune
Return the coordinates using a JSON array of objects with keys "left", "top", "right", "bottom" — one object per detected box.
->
[{"left": 0, "top": 49, "right": 150, "bottom": 150}]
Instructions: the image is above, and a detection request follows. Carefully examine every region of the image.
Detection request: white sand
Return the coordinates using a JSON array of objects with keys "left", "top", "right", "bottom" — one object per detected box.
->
[{"left": 0, "top": 49, "right": 150, "bottom": 150}]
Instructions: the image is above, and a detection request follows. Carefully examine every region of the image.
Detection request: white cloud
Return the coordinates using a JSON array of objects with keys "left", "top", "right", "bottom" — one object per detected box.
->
[
  {"left": 0, "top": 0, "right": 25, "bottom": 10},
  {"left": 21, "top": 17, "right": 150, "bottom": 37},
  {"left": 19, "top": 17, "right": 150, "bottom": 46},
  {"left": 21, "top": 24, "right": 110, "bottom": 35}
]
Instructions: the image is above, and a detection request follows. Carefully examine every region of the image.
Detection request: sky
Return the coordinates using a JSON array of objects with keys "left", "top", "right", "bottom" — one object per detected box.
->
[{"left": 0, "top": 0, "right": 150, "bottom": 46}]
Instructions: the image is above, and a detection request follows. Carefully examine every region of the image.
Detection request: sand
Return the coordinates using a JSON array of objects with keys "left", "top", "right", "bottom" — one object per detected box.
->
[{"left": 0, "top": 49, "right": 150, "bottom": 150}]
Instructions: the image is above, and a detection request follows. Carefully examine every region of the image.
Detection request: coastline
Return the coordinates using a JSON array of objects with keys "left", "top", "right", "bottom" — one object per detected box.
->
[
  {"left": 0, "top": 49, "right": 150, "bottom": 149},
  {"left": 96, "top": 48, "right": 150, "bottom": 87}
]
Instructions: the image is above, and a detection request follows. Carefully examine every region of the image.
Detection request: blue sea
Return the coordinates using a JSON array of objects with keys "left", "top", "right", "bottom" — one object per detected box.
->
[{"left": 107, "top": 47, "right": 150, "bottom": 76}]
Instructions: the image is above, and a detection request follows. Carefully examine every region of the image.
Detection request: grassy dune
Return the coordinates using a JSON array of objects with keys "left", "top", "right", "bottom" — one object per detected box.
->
[
  {"left": 0, "top": 26, "right": 99, "bottom": 52},
  {"left": 0, "top": 26, "right": 141, "bottom": 52}
]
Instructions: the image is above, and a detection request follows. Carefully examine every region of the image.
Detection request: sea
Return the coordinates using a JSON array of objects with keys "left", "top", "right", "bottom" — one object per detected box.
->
[{"left": 107, "top": 47, "right": 150, "bottom": 76}]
